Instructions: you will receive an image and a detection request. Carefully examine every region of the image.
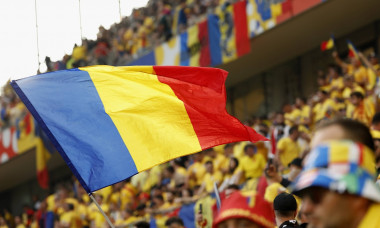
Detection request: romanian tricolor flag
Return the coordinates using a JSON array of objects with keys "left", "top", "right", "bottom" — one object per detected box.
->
[
  {"left": 347, "top": 40, "right": 359, "bottom": 60},
  {"left": 11, "top": 66, "right": 267, "bottom": 193},
  {"left": 320, "top": 36, "right": 335, "bottom": 51}
]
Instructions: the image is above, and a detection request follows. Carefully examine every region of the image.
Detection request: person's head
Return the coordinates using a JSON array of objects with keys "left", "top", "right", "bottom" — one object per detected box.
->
[
  {"left": 14, "top": 215, "right": 22, "bottom": 225},
  {"left": 273, "top": 193, "right": 298, "bottom": 227},
  {"left": 244, "top": 144, "right": 257, "bottom": 157},
  {"left": 275, "top": 112, "right": 285, "bottom": 125},
  {"left": 317, "top": 90, "right": 328, "bottom": 102},
  {"left": 350, "top": 91, "right": 364, "bottom": 106},
  {"left": 295, "top": 97, "right": 306, "bottom": 108},
  {"left": 213, "top": 191, "right": 275, "bottom": 228},
  {"left": 153, "top": 195, "right": 164, "bottom": 207},
  {"left": 205, "top": 161, "right": 214, "bottom": 173},
  {"left": 136, "top": 204, "right": 146, "bottom": 216},
  {"left": 291, "top": 140, "right": 380, "bottom": 228},
  {"left": 288, "top": 126, "right": 299, "bottom": 141},
  {"left": 165, "top": 217, "right": 184, "bottom": 228},
  {"left": 343, "top": 75, "right": 354, "bottom": 88},
  {"left": 135, "top": 221, "right": 150, "bottom": 228},
  {"left": 317, "top": 75, "right": 327, "bottom": 86},
  {"left": 225, "top": 184, "right": 240, "bottom": 197},
  {"left": 95, "top": 194, "right": 103, "bottom": 204},
  {"left": 223, "top": 144, "right": 234, "bottom": 156},
  {"left": 163, "top": 166, "right": 175, "bottom": 178},
  {"left": 311, "top": 118, "right": 374, "bottom": 151},
  {"left": 327, "top": 63, "right": 341, "bottom": 79},
  {"left": 63, "top": 203, "right": 74, "bottom": 212}
]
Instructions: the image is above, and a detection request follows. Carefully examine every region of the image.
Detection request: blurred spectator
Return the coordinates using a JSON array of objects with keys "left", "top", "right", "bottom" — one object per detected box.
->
[
  {"left": 275, "top": 126, "right": 300, "bottom": 173},
  {"left": 273, "top": 193, "right": 299, "bottom": 228}
]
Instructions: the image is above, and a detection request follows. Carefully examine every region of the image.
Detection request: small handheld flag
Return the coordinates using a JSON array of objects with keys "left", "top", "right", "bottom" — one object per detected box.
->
[
  {"left": 11, "top": 66, "right": 267, "bottom": 193},
  {"left": 347, "top": 40, "right": 359, "bottom": 60},
  {"left": 320, "top": 36, "right": 335, "bottom": 51}
]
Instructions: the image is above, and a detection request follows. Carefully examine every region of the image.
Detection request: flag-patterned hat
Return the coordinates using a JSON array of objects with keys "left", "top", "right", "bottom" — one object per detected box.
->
[{"left": 291, "top": 140, "right": 380, "bottom": 202}]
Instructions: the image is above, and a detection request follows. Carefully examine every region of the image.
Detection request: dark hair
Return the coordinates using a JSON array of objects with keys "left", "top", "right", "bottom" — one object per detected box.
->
[
  {"left": 224, "top": 144, "right": 233, "bottom": 149},
  {"left": 244, "top": 144, "right": 256, "bottom": 152},
  {"left": 154, "top": 195, "right": 164, "bottom": 202},
  {"left": 229, "top": 157, "right": 239, "bottom": 174},
  {"left": 205, "top": 160, "right": 213, "bottom": 166},
  {"left": 165, "top": 166, "right": 175, "bottom": 174},
  {"left": 327, "top": 63, "right": 342, "bottom": 75},
  {"left": 289, "top": 126, "right": 298, "bottom": 135},
  {"left": 226, "top": 184, "right": 240, "bottom": 190},
  {"left": 135, "top": 221, "right": 150, "bottom": 228},
  {"left": 316, "top": 118, "right": 374, "bottom": 151},
  {"left": 350, "top": 91, "right": 364, "bottom": 99},
  {"left": 275, "top": 210, "right": 296, "bottom": 218},
  {"left": 165, "top": 217, "right": 184, "bottom": 227},
  {"left": 372, "top": 112, "right": 380, "bottom": 125},
  {"left": 67, "top": 203, "right": 74, "bottom": 211}
]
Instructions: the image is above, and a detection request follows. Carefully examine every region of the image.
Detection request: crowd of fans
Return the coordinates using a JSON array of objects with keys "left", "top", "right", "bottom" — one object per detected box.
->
[
  {"left": 1, "top": 47, "right": 379, "bottom": 227},
  {"left": 1, "top": 0, "right": 380, "bottom": 227},
  {"left": 43, "top": 0, "right": 233, "bottom": 72}
]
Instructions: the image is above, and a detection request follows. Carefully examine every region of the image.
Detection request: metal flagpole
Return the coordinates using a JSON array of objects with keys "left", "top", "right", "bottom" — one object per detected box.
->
[
  {"left": 78, "top": 0, "right": 83, "bottom": 40},
  {"left": 118, "top": 0, "right": 122, "bottom": 21},
  {"left": 34, "top": 0, "right": 41, "bottom": 72},
  {"left": 89, "top": 193, "right": 115, "bottom": 228}
]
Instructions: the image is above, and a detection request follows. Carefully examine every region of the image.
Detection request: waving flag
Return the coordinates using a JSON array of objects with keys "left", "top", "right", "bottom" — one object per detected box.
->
[
  {"left": 347, "top": 40, "right": 359, "bottom": 60},
  {"left": 320, "top": 36, "right": 335, "bottom": 51},
  {"left": 11, "top": 66, "right": 267, "bottom": 193}
]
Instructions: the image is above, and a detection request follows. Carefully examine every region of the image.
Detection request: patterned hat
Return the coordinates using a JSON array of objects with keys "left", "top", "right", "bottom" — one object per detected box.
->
[
  {"left": 213, "top": 191, "right": 275, "bottom": 228},
  {"left": 291, "top": 140, "right": 380, "bottom": 202}
]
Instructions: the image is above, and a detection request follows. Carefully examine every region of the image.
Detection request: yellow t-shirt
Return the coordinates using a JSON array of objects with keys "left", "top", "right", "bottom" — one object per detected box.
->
[
  {"left": 358, "top": 203, "right": 380, "bottom": 228},
  {"left": 60, "top": 211, "right": 81, "bottom": 228},
  {"left": 16, "top": 225, "right": 26, "bottom": 228},
  {"left": 88, "top": 203, "right": 109, "bottom": 228},
  {"left": 77, "top": 203, "right": 88, "bottom": 226},
  {"left": 240, "top": 153, "right": 266, "bottom": 179},
  {"left": 301, "top": 105, "right": 311, "bottom": 124},
  {"left": 264, "top": 182, "right": 287, "bottom": 203},
  {"left": 213, "top": 153, "right": 228, "bottom": 171},
  {"left": 313, "top": 98, "right": 336, "bottom": 122},
  {"left": 187, "top": 161, "right": 206, "bottom": 186},
  {"left": 353, "top": 66, "right": 368, "bottom": 85},
  {"left": 277, "top": 137, "right": 300, "bottom": 168},
  {"left": 330, "top": 77, "right": 344, "bottom": 98},
  {"left": 286, "top": 109, "right": 302, "bottom": 126},
  {"left": 204, "top": 171, "right": 224, "bottom": 192}
]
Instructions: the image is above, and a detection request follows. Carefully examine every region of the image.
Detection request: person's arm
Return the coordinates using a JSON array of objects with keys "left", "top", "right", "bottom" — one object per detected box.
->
[{"left": 332, "top": 51, "right": 348, "bottom": 71}]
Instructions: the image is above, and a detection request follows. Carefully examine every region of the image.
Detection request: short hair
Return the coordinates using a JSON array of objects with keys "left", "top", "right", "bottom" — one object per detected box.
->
[
  {"left": 316, "top": 118, "right": 374, "bottom": 151},
  {"left": 372, "top": 112, "right": 380, "bottom": 125},
  {"left": 327, "top": 63, "right": 342, "bottom": 75},
  {"left": 350, "top": 91, "right": 364, "bottom": 99},
  {"left": 226, "top": 184, "right": 240, "bottom": 190},
  {"left": 205, "top": 160, "right": 213, "bottom": 166},
  {"left": 275, "top": 210, "right": 296, "bottom": 218},
  {"left": 289, "top": 126, "right": 298, "bottom": 135},
  {"left": 244, "top": 144, "right": 256, "bottom": 152},
  {"left": 135, "top": 221, "right": 150, "bottom": 228},
  {"left": 165, "top": 166, "right": 175, "bottom": 174},
  {"left": 165, "top": 217, "right": 184, "bottom": 227}
]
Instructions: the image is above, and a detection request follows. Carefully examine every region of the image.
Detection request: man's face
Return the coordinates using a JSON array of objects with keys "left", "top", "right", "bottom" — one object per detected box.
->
[
  {"left": 217, "top": 218, "right": 260, "bottom": 228},
  {"left": 350, "top": 95, "right": 361, "bottom": 106},
  {"left": 301, "top": 187, "right": 363, "bottom": 228},
  {"left": 310, "top": 125, "right": 345, "bottom": 149}
]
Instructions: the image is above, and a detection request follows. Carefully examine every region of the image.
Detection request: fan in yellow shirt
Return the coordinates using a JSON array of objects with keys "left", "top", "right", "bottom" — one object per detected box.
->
[
  {"left": 275, "top": 126, "right": 301, "bottom": 173},
  {"left": 240, "top": 144, "right": 266, "bottom": 180},
  {"left": 115, "top": 210, "right": 137, "bottom": 227},
  {"left": 199, "top": 161, "right": 224, "bottom": 193},
  {"left": 312, "top": 90, "right": 337, "bottom": 123},
  {"left": 350, "top": 91, "right": 374, "bottom": 126},
  {"left": 186, "top": 153, "right": 206, "bottom": 187},
  {"left": 59, "top": 203, "right": 81, "bottom": 228},
  {"left": 87, "top": 195, "right": 109, "bottom": 228},
  {"left": 14, "top": 216, "right": 25, "bottom": 228}
]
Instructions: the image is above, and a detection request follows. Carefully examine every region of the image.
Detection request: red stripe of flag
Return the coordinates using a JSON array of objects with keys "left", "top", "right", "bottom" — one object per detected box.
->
[
  {"left": 198, "top": 20, "right": 211, "bottom": 67},
  {"left": 233, "top": 1, "right": 250, "bottom": 57},
  {"left": 153, "top": 66, "right": 267, "bottom": 149}
]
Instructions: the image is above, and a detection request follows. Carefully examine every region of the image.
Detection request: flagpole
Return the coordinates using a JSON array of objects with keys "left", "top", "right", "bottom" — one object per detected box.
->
[
  {"left": 118, "top": 0, "right": 122, "bottom": 22},
  {"left": 89, "top": 193, "right": 115, "bottom": 228},
  {"left": 34, "top": 0, "right": 41, "bottom": 72},
  {"left": 78, "top": 0, "right": 83, "bottom": 40}
]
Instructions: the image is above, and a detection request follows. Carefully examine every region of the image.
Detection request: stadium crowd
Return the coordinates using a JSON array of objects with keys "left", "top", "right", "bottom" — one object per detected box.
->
[
  {"left": 2, "top": 0, "right": 380, "bottom": 227},
  {"left": 43, "top": 0, "right": 232, "bottom": 71}
]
